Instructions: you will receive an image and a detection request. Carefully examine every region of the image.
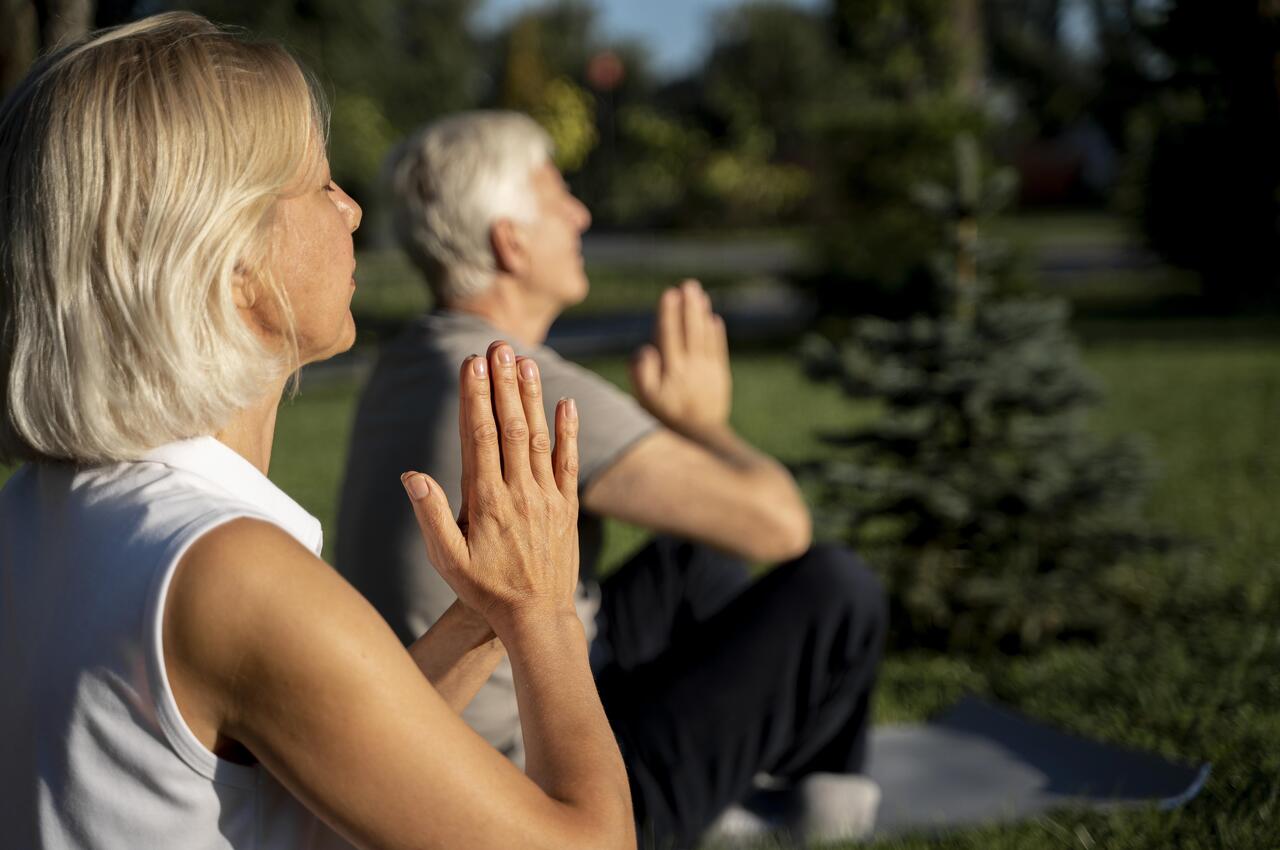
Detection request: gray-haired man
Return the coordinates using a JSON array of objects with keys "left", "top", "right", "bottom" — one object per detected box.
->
[{"left": 337, "top": 111, "right": 887, "bottom": 849}]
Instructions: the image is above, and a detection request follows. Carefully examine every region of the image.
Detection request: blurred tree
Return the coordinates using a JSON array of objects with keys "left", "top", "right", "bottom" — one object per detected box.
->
[
  {"left": 664, "top": 1, "right": 834, "bottom": 225},
  {"left": 572, "top": 41, "right": 674, "bottom": 225},
  {"left": 804, "top": 136, "right": 1160, "bottom": 653},
  {"left": 492, "top": 5, "right": 598, "bottom": 172},
  {"left": 381, "top": 0, "right": 483, "bottom": 131},
  {"left": 1123, "top": 0, "right": 1280, "bottom": 306},
  {"left": 1, "top": 0, "right": 40, "bottom": 94},
  {"left": 36, "top": 0, "right": 94, "bottom": 46},
  {"left": 986, "top": 0, "right": 1153, "bottom": 145},
  {"left": 498, "top": 13, "right": 553, "bottom": 112},
  {"left": 2, "top": 0, "right": 97, "bottom": 94},
  {"left": 175, "top": 0, "right": 482, "bottom": 196},
  {"left": 805, "top": 0, "right": 988, "bottom": 316},
  {"left": 830, "top": 0, "right": 962, "bottom": 97},
  {"left": 699, "top": 2, "right": 839, "bottom": 152},
  {"left": 588, "top": 103, "right": 705, "bottom": 226}
]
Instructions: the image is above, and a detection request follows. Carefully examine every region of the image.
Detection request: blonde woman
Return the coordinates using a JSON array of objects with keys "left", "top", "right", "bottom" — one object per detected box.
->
[{"left": 0, "top": 13, "right": 632, "bottom": 850}]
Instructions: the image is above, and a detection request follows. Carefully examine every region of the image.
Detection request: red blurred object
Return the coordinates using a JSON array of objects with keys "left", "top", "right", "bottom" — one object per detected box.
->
[{"left": 587, "top": 50, "right": 625, "bottom": 92}]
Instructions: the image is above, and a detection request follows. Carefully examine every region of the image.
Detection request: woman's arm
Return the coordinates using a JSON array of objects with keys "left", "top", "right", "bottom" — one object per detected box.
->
[
  {"left": 163, "top": 342, "right": 633, "bottom": 850},
  {"left": 407, "top": 599, "right": 505, "bottom": 714}
]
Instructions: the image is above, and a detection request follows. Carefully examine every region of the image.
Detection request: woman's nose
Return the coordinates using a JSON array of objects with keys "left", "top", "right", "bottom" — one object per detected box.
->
[{"left": 334, "top": 182, "right": 363, "bottom": 232}]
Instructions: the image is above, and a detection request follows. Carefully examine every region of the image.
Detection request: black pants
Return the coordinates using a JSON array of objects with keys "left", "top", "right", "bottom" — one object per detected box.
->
[{"left": 593, "top": 538, "right": 888, "bottom": 850}]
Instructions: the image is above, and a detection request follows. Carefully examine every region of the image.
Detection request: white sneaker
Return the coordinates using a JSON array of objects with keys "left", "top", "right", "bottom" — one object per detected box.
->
[
  {"left": 703, "top": 803, "right": 773, "bottom": 845},
  {"left": 791, "top": 773, "right": 881, "bottom": 845}
]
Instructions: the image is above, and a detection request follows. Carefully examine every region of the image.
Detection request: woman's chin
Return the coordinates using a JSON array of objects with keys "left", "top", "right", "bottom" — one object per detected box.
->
[{"left": 300, "top": 316, "right": 358, "bottom": 366}]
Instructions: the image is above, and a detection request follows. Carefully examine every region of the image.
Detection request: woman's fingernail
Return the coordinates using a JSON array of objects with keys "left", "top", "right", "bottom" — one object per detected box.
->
[
  {"left": 566, "top": 398, "right": 578, "bottom": 420},
  {"left": 497, "top": 345, "right": 514, "bottom": 366},
  {"left": 471, "top": 356, "right": 487, "bottom": 378},
  {"left": 520, "top": 358, "right": 537, "bottom": 380},
  {"left": 403, "top": 473, "right": 430, "bottom": 500}
]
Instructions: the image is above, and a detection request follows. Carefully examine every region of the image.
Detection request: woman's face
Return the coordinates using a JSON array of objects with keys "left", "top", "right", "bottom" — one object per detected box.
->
[{"left": 253, "top": 149, "right": 362, "bottom": 366}]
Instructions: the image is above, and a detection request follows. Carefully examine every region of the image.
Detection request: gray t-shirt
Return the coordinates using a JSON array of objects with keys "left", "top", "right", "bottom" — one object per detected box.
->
[{"left": 336, "top": 309, "right": 658, "bottom": 761}]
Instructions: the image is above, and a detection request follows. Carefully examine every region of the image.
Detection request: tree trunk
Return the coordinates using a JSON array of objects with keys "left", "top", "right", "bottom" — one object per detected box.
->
[
  {"left": 35, "top": 0, "right": 93, "bottom": 50},
  {"left": 1, "top": 0, "right": 38, "bottom": 97},
  {"left": 954, "top": 0, "right": 985, "bottom": 102}
]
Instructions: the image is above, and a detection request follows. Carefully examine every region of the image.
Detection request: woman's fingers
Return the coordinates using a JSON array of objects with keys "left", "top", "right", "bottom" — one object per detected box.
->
[
  {"left": 516, "top": 356, "right": 556, "bottom": 490},
  {"left": 487, "top": 341, "right": 532, "bottom": 486},
  {"left": 461, "top": 351, "right": 502, "bottom": 491},
  {"left": 455, "top": 355, "right": 482, "bottom": 531},
  {"left": 552, "top": 397, "right": 580, "bottom": 505},
  {"left": 401, "top": 471, "right": 467, "bottom": 575}
]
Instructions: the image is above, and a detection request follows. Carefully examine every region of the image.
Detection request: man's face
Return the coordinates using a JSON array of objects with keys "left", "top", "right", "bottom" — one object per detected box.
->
[{"left": 519, "top": 160, "right": 592, "bottom": 309}]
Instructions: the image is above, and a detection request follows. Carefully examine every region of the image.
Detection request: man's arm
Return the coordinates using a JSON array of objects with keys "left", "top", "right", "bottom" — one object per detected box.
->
[{"left": 582, "top": 281, "right": 812, "bottom": 563}]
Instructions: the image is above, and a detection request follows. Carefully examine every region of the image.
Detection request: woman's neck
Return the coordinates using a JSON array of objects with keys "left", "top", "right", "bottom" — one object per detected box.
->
[{"left": 214, "top": 380, "right": 285, "bottom": 475}]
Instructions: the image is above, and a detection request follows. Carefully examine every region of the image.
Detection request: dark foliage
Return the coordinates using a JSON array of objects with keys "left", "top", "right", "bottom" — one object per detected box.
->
[{"left": 1123, "top": 0, "right": 1280, "bottom": 306}]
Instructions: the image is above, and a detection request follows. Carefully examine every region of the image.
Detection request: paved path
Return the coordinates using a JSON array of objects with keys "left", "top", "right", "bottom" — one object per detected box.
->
[
  {"left": 302, "top": 284, "right": 814, "bottom": 387},
  {"left": 580, "top": 232, "right": 1158, "bottom": 283},
  {"left": 304, "top": 232, "right": 1157, "bottom": 386}
]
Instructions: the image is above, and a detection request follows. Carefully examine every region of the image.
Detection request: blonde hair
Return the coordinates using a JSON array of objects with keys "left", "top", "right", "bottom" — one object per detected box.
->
[
  {"left": 0, "top": 12, "right": 327, "bottom": 464},
  {"left": 388, "top": 111, "right": 552, "bottom": 304}
]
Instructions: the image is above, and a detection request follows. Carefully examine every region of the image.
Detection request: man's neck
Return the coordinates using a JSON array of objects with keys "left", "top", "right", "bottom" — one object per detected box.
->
[{"left": 448, "top": 276, "right": 560, "bottom": 347}]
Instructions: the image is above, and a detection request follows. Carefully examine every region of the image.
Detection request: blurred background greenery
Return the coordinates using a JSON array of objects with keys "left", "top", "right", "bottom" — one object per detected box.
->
[{"left": 3, "top": 0, "right": 1280, "bottom": 847}]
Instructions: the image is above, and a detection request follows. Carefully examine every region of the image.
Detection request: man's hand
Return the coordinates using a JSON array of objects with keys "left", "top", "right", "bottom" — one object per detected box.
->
[
  {"left": 401, "top": 341, "right": 581, "bottom": 631},
  {"left": 630, "top": 279, "right": 732, "bottom": 437}
]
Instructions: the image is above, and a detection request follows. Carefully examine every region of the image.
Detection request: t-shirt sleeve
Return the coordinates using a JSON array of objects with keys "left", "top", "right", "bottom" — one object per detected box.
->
[{"left": 531, "top": 346, "right": 660, "bottom": 490}]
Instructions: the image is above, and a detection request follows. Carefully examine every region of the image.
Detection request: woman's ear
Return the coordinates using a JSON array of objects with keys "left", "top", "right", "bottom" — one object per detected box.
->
[
  {"left": 490, "top": 218, "right": 529, "bottom": 278},
  {"left": 231, "top": 262, "right": 257, "bottom": 310}
]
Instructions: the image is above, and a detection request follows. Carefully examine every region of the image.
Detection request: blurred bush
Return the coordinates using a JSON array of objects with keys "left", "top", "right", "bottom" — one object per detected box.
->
[{"left": 534, "top": 77, "right": 598, "bottom": 172}]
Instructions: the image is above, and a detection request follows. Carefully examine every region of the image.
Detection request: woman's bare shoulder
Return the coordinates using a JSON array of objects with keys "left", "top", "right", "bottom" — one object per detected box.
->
[{"left": 164, "top": 516, "right": 391, "bottom": 709}]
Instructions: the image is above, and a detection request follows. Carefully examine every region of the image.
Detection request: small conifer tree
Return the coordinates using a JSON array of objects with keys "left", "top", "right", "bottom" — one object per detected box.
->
[{"left": 804, "top": 135, "right": 1160, "bottom": 652}]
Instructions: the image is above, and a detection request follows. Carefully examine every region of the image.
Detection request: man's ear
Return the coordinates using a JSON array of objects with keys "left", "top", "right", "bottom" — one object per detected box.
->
[{"left": 491, "top": 218, "right": 529, "bottom": 278}]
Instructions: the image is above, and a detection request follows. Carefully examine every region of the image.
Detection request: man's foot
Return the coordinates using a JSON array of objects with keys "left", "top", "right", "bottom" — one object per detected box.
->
[
  {"left": 791, "top": 773, "right": 880, "bottom": 845},
  {"left": 703, "top": 773, "right": 880, "bottom": 847},
  {"left": 703, "top": 802, "right": 773, "bottom": 845}
]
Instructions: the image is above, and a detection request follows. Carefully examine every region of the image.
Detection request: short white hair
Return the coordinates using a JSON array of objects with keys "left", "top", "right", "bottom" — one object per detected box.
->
[
  {"left": 389, "top": 111, "right": 553, "bottom": 304},
  {"left": 0, "top": 13, "right": 325, "bottom": 464}
]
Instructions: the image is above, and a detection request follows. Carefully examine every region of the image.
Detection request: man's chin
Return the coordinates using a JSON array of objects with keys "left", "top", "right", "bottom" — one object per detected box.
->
[{"left": 566, "top": 275, "right": 591, "bottom": 307}]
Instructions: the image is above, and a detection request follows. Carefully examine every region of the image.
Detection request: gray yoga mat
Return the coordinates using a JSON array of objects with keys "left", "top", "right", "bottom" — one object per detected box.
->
[{"left": 864, "top": 696, "right": 1211, "bottom": 836}]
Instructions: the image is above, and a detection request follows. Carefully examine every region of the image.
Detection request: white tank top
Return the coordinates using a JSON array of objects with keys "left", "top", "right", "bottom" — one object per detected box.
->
[{"left": 0, "top": 437, "right": 354, "bottom": 849}]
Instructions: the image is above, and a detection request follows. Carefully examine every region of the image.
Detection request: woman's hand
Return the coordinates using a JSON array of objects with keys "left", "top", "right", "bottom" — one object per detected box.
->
[{"left": 401, "top": 340, "right": 580, "bottom": 630}]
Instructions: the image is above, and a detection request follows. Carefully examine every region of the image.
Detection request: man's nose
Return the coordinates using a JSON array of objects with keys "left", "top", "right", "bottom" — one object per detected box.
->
[{"left": 572, "top": 196, "right": 592, "bottom": 233}]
